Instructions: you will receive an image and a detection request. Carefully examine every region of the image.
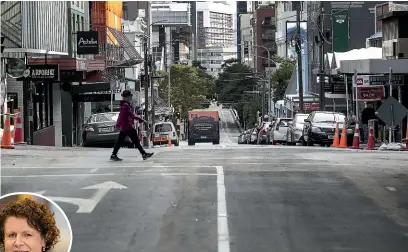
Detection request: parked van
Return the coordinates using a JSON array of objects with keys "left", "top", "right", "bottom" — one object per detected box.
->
[{"left": 152, "top": 122, "right": 179, "bottom": 146}]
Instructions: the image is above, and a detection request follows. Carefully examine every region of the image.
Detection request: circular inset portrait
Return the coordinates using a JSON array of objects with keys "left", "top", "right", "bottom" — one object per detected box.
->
[{"left": 0, "top": 192, "right": 72, "bottom": 252}]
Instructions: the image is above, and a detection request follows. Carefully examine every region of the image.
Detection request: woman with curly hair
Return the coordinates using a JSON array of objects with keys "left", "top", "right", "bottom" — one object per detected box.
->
[{"left": 0, "top": 197, "right": 61, "bottom": 252}]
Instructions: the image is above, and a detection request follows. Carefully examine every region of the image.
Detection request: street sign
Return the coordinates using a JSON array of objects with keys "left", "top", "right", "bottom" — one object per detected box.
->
[
  {"left": 376, "top": 96, "right": 408, "bottom": 127},
  {"left": 353, "top": 85, "right": 385, "bottom": 101},
  {"left": 369, "top": 74, "right": 404, "bottom": 86}
]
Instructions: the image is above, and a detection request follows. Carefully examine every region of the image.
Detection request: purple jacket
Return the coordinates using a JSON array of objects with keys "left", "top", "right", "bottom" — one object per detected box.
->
[{"left": 115, "top": 100, "right": 144, "bottom": 131}]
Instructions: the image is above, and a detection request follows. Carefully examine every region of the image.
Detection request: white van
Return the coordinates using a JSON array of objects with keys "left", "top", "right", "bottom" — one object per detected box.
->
[{"left": 152, "top": 122, "right": 179, "bottom": 146}]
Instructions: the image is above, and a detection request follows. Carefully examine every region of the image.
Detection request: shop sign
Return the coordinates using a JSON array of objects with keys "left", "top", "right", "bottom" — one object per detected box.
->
[
  {"left": 19, "top": 64, "right": 60, "bottom": 81},
  {"left": 6, "top": 58, "right": 26, "bottom": 79},
  {"left": 368, "top": 74, "right": 404, "bottom": 86},
  {"left": 293, "top": 102, "right": 320, "bottom": 111},
  {"left": 353, "top": 85, "right": 385, "bottom": 101},
  {"left": 77, "top": 31, "right": 99, "bottom": 55}
]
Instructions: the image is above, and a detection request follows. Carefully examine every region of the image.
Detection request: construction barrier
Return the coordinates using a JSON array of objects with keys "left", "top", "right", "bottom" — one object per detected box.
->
[
  {"left": 338, "top": 120, "right": 348, "bottom": 148},
  {"left": 331, "top": 122, "right": 340, "bottom": 148},
  {"left": 13, "top": 106, "right": 25, "bottom": 145},
  {"left": 366, "top": 119, "right": 376, "bottom": 150},
  {"left": 1, "top": 109, "right": 16, "bottom": 149},
  {"left": 351, "top": 120, "right": 360, "bottom": 149}
]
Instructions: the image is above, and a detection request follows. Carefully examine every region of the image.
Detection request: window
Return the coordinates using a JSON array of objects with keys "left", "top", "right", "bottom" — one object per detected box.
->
[
  {"left": 81, "top": 16, "right": 84, "bottom": 31},
  {"left": 313, "top": 113, "right": 345, "bottom": 123},
  {"left": 76, "top": 1, "right": 79, "bottom": 7},
  {"left": 89, "top": 113, "right": 119, "bottom": 123},
  {"left": 80, "top": 1, "right": 83, "bottom": 9},
  {"left": 77, "top": 15, "right": 80, "bottom": 31},
  {"left": 155, "top": 123, "right": 173, "bottom": 132}
]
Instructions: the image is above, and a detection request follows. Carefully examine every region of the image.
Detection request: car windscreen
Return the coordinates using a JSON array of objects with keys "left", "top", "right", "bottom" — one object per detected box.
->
[
  {"left": 89, "top": 113, "right": 119, "bottom": 123},
  {"left": 296, "top": 114, "right": 309, "bottom": 124},
  {"left": 155, "top": 123, "right": 173, "bottom": 132},
  {"left": 278, "top": 119, "right": 292, "bottom": 127},
  {"left": 313, "top": 113, "right": 345, "bottom": 123}
]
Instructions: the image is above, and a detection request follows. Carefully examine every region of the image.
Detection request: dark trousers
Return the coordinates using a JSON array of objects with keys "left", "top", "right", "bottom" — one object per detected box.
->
[{"left": 112, "top": 128, "right": 146, "bottom": 156}]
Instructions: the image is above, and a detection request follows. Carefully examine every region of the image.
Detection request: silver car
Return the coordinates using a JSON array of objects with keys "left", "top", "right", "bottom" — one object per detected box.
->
[
  {"left": 286, "top": 113, "right": 309, "bottom": 145},
  {"left": 268, "top": 118, "right": 293, "bottom": 145},
  {"left": 81, "top": 112, "right": 133, "bottom": 147}
]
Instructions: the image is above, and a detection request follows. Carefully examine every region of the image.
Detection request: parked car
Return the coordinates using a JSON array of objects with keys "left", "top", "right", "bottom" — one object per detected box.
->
[
  {"left": 237, "top": 131, "right": 246, "bottom": 144},
  {"left": 302, "top": 111, "right": 354, "bottom": 147},
  {"left": 267, "top": 118, "right": 293, "bottom": 145},
  {"left": 286, "top": 113, "right": 309, "bottom": 145},
  {"left": 257, "top": 122, "right": 272, "bottom": 144},
  {"left": 82, "top": 112, "right": 133, "bottom": 147},
  {"left": 152, "top": 121, "right": 179, "bottom": 146},
  {"left": 248, "top": 128, "right": 258, "bottom": 144}
]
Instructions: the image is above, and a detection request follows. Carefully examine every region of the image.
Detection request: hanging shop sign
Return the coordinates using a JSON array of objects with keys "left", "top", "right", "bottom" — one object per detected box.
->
[
  {"left": 77, "top": 31, "right": 99, "bottom": 55},
  {"left": 6, "top": 58, "right": 26, "bottom": 78}
]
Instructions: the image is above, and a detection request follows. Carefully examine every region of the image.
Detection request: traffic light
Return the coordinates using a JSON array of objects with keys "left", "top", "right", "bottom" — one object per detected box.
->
[{"left": 1, "top": 36, "right": 5, "bottom": 53}]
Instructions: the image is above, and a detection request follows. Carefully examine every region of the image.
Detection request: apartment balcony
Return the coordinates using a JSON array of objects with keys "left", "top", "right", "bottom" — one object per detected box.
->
[
  {"left": 261, "top": 34, "right": 275, "bottom": 40},
  {"left": 261, "top": 21, "right": 276, "bottom": 29}
]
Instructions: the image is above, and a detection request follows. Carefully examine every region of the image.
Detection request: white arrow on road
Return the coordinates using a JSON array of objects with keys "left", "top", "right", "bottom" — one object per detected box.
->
[{"left": 37, "top": 181, "right": 127, "bottom": 213}]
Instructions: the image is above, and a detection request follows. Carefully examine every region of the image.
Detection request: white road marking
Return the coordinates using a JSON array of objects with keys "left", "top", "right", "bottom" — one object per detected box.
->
[
  {"left": 386, "top": 187, "right": 397, "bottom": 191},
  {"left": 216, "top": 166, "right": 230, "bottom": 252},
  {"left": 90, "top": 168, "right": 98, "bottom": 173},
  {"left": 1, "top": 172, "right": 217, "bottom": 178},
  {"left": 1, "top": 165, "right": 215, "bottom": 169}
]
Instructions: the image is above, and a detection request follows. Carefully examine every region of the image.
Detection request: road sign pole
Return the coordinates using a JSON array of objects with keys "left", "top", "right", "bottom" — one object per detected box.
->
[
  {"left": 389, "top": 67, "right": 393, "bottom": 143},
  {"left": 345, "top": 75, "right": 349, "bottom": 118},
  {"left": 354, "top": 69, "right": 359, "bottom": 122}
]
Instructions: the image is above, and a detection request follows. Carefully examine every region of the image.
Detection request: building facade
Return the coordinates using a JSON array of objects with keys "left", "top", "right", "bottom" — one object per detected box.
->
[
  {"left": 239, "top": 13, "right": 254, "bottom": 68},
  {"left": 1, "top": 1, "right": 69, "bottom": 146},
  {"left": 252, "top": 3, "right": 277, "bottom": 74},
  {"left": 197, "top": 1, "right": 235, "bottom": 48},
  {"left": 197, "top": 47, "right": 237, "bottom": 77},
  {"left": 236, "top": 1, "right": 248, "bottom": 62}
]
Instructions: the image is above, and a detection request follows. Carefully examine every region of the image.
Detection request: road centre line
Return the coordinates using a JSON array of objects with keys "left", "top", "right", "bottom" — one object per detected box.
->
[
  {"left": 1, "top": 172, "right": 218, "bottom": 178},
  {"left": 216, "top": 166, "right": 230, "bottom": 252}
]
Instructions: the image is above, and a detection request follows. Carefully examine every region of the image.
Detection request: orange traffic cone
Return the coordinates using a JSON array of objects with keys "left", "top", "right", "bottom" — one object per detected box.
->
[
  {"left": 1, "top": 109, "right": 15, "bottom": 149},
  {"left": 331, "top": 122, "right": 340, "bottom": 147},
  {"left": 167, "top": 137, "right": 172, "bottom": 147},
  {"left": 338, "top": 120, "right": 348, "bottom": 148},
  {"left": 351, "top": 120, "right": 360, "bottom": 149},
  {"left": 14, "top": 106, "right": 25, "bottom": 144},
  {"left": 366, "top": 122, "right": 375, "bottom": 150}
]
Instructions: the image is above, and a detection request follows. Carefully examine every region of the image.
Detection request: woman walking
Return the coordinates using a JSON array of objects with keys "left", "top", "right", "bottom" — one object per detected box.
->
[{"left": 111, "top": 90, "right": 153, "bottom": 161}]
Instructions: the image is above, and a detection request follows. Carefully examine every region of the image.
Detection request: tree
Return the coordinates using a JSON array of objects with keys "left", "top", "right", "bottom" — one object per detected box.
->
[
  {"left": 156, "top": 64, "right": 214, "bottom": 119},
  {"left": 270, "top": 57, "right": 296, "bottom": 103},
  {"left": 215, "top": 61, "right": 258, "bottom": 128}
]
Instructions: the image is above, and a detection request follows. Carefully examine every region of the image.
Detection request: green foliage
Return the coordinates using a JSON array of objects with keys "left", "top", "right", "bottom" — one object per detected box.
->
[
  {"left": 157, "top": 64, "right": 215, "bottom": 119},
  {"left": 270, "top": 57, "right": 296, "bottom": 103},
  {"left": 215, "top": 61, "right": 258, "bottom": 128},
  {"left": 242, "top": 97, "right": 262, "bottom": 128}
]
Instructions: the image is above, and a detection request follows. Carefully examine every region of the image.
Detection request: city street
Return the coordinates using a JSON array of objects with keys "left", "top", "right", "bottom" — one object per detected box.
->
[{"left": 2, "top": 109, "right": 408, "bottom": 252}]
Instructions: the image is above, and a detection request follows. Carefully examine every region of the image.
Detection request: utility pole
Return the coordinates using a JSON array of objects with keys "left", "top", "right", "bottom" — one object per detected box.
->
[
  {"left": 318, "top": 2, "right": 325, "bottom": 111},
  {"left": 143, "top": 36, "right": 150, "bottom": 147},
  {"left": 296, "top": 8, "right": 304, "bottom": 113},
  {"left": 150, "top": 52, "right": 155, "bottom": 127}
]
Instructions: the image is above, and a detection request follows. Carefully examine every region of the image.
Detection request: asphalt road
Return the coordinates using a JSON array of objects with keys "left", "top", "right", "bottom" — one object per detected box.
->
[{"left": 2, "top": 108, "right": 408, "bottom": 252}]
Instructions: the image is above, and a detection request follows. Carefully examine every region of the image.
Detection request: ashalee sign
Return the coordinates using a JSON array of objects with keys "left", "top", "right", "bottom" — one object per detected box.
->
[
  {"left": 19, "top": 64, "right": 60, "bottom": 82},
  {"left": 77, "top": 31, "right": 99, "bottom": 55}
]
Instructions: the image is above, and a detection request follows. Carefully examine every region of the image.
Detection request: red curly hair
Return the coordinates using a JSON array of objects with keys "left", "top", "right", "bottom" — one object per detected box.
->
[{"left": 0, "top": 197, "right": 60, "bottom": 251}]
